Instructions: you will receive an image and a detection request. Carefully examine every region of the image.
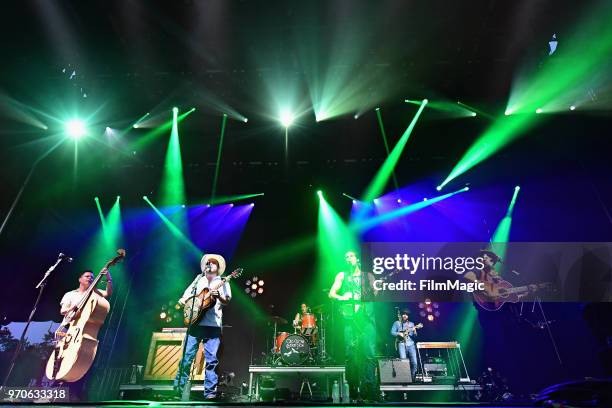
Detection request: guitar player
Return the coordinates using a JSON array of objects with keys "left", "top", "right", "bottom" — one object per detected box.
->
[
  {"left": 329, "top": 250, "right": 378, "bottom": 401},
  {"left": 174, "top": 254, "right": 231, "bottom": 400},
  {"left": 390, "top": 309, "right": 420, "bottom": 381}
]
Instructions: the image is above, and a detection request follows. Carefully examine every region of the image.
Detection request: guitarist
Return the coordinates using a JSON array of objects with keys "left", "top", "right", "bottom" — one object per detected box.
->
[
  {"left": 174, "top": 254, "right": 231, "bottom": 400},
  {"left": 390, "top": 309, "right": 419, "bottom": 381},
  {"left": 329, "top": 250, "right": 378, "bottom": 401}
]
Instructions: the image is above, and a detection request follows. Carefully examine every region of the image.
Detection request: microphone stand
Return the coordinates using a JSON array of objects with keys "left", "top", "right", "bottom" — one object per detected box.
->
[
  {"left": 533, "top": 297, "right": 562, "bottom": 365},
  {"left": 178, "top": 271, "right": 204, "bottom": 401},
  {"left": 2, "top": 255, "right": 66, "bottom": 387}
]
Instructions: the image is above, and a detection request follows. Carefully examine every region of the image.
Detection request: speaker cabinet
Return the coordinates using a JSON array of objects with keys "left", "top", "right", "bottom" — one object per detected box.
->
[{"left": 378, "top": 358, "right": 412, "bottom": 384}]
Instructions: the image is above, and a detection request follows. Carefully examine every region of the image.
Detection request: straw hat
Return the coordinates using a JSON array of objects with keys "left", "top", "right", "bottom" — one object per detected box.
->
[{"left": 200, "top": 254, "right": 227, "bottom": 275}]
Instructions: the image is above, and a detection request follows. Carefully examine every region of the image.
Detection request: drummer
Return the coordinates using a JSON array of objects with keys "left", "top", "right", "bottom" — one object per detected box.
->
[
  {"left": 292, "top": 303, "right": 317, "bottom": 336},
  {"left": 293, "top": 303, "right": 310, "bottom": 331}
]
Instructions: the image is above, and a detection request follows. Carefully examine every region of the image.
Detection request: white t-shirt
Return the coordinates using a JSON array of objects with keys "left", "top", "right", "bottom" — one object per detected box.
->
[
  {"left": 59, "top": 289, "right": 87, "bottom": 325},
  {"left": 180, "top": 275, "right": 232, "bottom": 328}
]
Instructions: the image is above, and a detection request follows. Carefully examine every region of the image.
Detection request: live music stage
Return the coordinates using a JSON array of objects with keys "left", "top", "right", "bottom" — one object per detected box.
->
[{"left": 1, "top": 1, "right": 612, "bottom": 407}]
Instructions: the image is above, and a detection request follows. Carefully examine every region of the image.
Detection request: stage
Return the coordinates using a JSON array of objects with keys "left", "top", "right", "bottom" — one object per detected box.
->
[{"left": 2, "top": 2, "right": 612, "bottom": 407}]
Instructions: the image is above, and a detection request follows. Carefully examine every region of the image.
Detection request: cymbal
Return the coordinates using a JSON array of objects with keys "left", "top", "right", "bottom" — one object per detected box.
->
[
  {"left": 269, "top": 316, "right": 288, "bottom": 324},
  {"left": 310, "top": 304, "right": 327, "bottom": 312}
]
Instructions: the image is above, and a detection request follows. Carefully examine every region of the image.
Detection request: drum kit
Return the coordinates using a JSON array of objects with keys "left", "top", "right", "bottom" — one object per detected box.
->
[{"left": 266, "top": 305, "right": 329, "bottom": 366}]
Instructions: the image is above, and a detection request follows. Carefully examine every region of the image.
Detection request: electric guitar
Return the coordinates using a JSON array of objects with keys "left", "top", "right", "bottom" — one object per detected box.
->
[
  {"left": 395, "top": 323, "right": 423, "bottom": 349},
  {"left": 183, "top": 268, "right": 243, "bottom": 325}
]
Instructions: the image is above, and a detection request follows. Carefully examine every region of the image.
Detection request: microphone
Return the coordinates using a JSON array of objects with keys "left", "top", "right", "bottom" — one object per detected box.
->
[{"left": 59, "top": 253, "right": 73, "bottom": 263}]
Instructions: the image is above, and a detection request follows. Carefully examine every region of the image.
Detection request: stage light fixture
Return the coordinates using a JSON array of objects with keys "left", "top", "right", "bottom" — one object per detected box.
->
[
  {"left": 570, "top": 105, "right": 576, "bottom": 111},
  {"left": 316, "top": 110, "right": 328, "bottom": 122},
  {"left": 397, "top": 199, "right": 402, "bottom": 204},
  {"left": 65, "top": 119, "right": 86, "bottom": 140},
  {"left": 244, "top": 118, "right": 249, "bottom": 123},
  {"left": 436, "top": 185, "right": 442, "bottom": 191},
  {"left": 536, "top": 108, "right": 543, "bottom": 114},
  {"left": 515, "top": 185, "right": 521, "bottom": 191},
  {"left": 471, "top": 112, "right": 477, "bottom": 117},
  {"left": 105, "top": 127, "right": 111, "bottom": 132},
  {"left": 172, "top": 107, "right": 179, "bottom": 114},
  {"left": 280, "top": 110, "right": 295, "bottom": 128},
  {"left": 245, "top": 276, "right": 264, "bottom": 297},
  {"left": 548, "top": 33, "right": 558, "bottom": 56}
]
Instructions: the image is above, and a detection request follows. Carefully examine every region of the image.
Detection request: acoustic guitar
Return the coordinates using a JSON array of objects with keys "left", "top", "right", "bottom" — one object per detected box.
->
[
  {"left": 474, "top": 279, "right": 552, "bottom": 311},
  {"left": 183, "top": 268, "right": 243, "bottom": 325},
  {"left": 46, "top": 249, "right": 125, "bottom": 382}
]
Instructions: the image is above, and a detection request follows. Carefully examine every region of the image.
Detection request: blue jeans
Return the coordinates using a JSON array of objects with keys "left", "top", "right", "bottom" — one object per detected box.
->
[
  {"left": 398, "top": 342, "right": 418, "bottom": 380},
  {"left": 174, "top": 330, "right": 221, "bottom": 397}
]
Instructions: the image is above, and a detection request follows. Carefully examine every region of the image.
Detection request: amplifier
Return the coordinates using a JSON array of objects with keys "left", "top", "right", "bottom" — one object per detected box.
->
[
  {"left": 424, "top": 363, "right": 447, "bottom": 376},
  {"left": 378, "top": 359, "right": 412, "bottom": 384},
  {"left": 143, "top": 331, "right": 205, "bottom": 381}
]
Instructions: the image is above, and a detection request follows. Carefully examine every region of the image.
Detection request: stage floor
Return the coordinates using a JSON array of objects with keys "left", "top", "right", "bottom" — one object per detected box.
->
[{"left": 10, "top": 401, "right": 538, "bottom": 407}]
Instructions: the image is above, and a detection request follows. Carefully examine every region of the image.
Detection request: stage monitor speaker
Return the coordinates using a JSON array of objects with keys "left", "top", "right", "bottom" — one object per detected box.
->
[{"left": 378, "top": 358, "right": 412, "bottom": 384}]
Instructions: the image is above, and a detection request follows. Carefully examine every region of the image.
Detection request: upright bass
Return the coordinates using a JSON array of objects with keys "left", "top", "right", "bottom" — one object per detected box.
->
[{"left": 46, "top": 249, "right": 125, "bottom": 382}]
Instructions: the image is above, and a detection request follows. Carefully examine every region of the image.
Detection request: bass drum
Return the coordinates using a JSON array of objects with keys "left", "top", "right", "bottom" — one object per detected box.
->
[{"left": 280, "top": 334, "right": 310, "bottom": 366}]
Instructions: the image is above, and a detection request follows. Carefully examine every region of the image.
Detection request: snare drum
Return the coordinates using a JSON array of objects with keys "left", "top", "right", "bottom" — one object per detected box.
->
[
  {"left": 274, "top": 332, "right": 289, "bottom": 353},
  {"left": 300, "top": 313, "right": 317, "bottom": 336}
]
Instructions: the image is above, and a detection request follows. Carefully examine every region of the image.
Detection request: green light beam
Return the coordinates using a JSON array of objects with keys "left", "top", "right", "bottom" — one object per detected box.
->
[
  {"left": 342, "top": 193, "right": 358, "bottom": 202},
  {"left": 375, "top": 108, "right": 399, "bottom": 190},
  {"left": 94, "top": 197, "right": 108, "bottom": 233},
  {"left": 457, "top": 101, "right": 493, "bottom": 120},
  {"left": 361, "top": 99, "right": 427, "bottom": 203},
  {"left": 159, "top": 109, "right": 186, "bottom": 207},
  {"left": 209, "top": 192, "right": 264, "bottom": 206},
  {"left": 131, "top": 108, "right": 195, "bottom": 150},
  {"left": 442, "top": 2, "right": 612, "bottom": 188},
  {"left": 132, "top": 112, "right": 150, "bottom": 128},
  {"left": 489, "top": 186, "right": 521, "bottom": 274},
  {"left": 211, "top": 114, "right": 228, "bottom": 201},
  {"left": 143, "top": 196, "right": 202, "bottom": 257},
  {"left": 317, "top": 193, "right": 360, "bottom": 286}
]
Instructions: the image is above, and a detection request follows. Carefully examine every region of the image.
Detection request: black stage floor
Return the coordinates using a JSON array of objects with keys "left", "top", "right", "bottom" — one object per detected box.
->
[{"left": 0, "top": 403, "right": 538, "bottom": 408}]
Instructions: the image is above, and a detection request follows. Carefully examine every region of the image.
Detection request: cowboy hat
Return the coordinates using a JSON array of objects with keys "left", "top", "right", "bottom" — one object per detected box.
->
[{"left": 200, "top": 254, "right": 227, "bottom": 275}]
